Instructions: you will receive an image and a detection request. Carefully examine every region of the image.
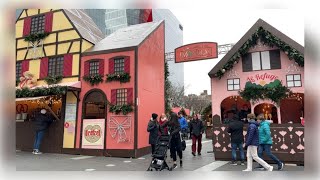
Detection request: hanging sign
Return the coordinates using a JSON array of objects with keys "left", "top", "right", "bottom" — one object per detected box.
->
[
  {"left": 175, "top": 42, "right": 218, "bottom": 63},
  {"left": 247, "top": 72, "right": 279, "bottom": 86}
]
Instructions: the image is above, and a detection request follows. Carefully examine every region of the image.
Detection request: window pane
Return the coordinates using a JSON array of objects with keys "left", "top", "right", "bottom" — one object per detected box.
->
[
  {"left": 294, "top": 75, "right": 301, "bottom": 80},
  {"left": 294, "top": 81, "right": 301, "bottom": 87},
  {"left": 234, "top": 85, "right": 240, "bottom": 90},
  {"left": 287, "top": 75, "right": 293, "bottom": 81},
  {"left": 234, "top": 79, "right": 240, "bottom": 84},
  {"left": 287, "top": 81, "right": 294, "bottom": 87},
  {"left": 261, "top": 51, "right": 271, "bottom": 70},
  {"left": 228, "top": 85, "right": 234, "bottom": 91},
  {"left": 227, "top": 79, "right": 233, "bottom": 85},
  {"left": 252, "top": 52, "right": 261, "bottom": 70}
]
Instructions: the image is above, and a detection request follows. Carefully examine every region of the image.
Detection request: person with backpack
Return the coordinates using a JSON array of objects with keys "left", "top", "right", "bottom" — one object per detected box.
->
[
  {"left": 243, "top": 114, "right": 273, "bottom": 171},
  {"left": 189, "top": 114, "right": 204, "bottom": 156},
  {"left": 147, "top": 113, "right": 160, "bottom": 154},
  {"left": 255, "top": 114, "right": 284, "bottom": 171},
  {"left": 161, "top": 112, "right": 183, "bottom": 169},
  {"left": 178, "top": 112, "right": 188, "bottom": 140},
  {"left": 227, "top": 112, "right": 245, "bottom": 165}
]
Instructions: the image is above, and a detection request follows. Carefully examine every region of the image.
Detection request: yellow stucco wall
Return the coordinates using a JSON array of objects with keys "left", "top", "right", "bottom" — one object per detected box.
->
[
  {"left": 52, "top": 11, "right": 73, "bottom": 32},
  {"left": 16, "top": 20, "right": 24, "bottom": 39},
  {"left": 81, "top": 40, "right": 94, "bottom": 52},
  {"left": 16, "top": 50, "right": 27, "bottom": 61},
  {"left": 58, "top": 30, "right": 80, "bottom": 41},
  {"left": 40, "top": 9, "right": 51, "bottom": 14},
  {"left": 57, "top": 42, "right": 71, "bottom": 55},
  {"left": 69, "top": 41, "right": 80, "bottom": 53},
  {"left": 17, "top": 39, "right": 28, "bottom": 49},
  {"left": 43, "top": 33, "right": 57, "bottom": 44},
  {"left": 44, "top": 45, "right": 56, "bottom": 56},
  {"left": 29, "top": 59, "right": 40, "bottom": 79},
  {"left": 27, "top": 9, "right": 38, "bottom": 16},
  {"left": 19, "top": 10, "right": 27, "bottom": 18},
  {"left": 37, "top": 77, "right": 79, "bottom": 85},
  {"left": 72, "top": 54, "right": 80, "bottom": 76}
]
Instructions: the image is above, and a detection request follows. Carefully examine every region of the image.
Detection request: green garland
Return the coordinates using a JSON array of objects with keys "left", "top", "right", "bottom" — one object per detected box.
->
[
  {"left": 44, "top": 75, "right": 63, "bottom": 85},
  {"left": 83, "top": 74, "right": 104, "bottom": 86},
  {"left": 201, "top": 104, "right": 212, "bottom": 117},
  {"left": 16, "top": 86, "right": 68, "bottom": 98},
  {"left": 106, "top": 72, "right": 131, "bottom": 83},
  {"left": 16, "top": 79, "right": 21, "bottom": 86},
  {"left": 24, "top": 32, "right": 50, "bottom": 43},
  {"left": 109, "top": 104, "right": 133, "bottom": 115},
  {"left": 238, "top": 80, "right": 292, "bottom": 105},
  {"left": 165, "top": 62, "right": 172, "bottom": 114},
  {"left": 215, "top": 27, "right": 304, "bottom": 79}
]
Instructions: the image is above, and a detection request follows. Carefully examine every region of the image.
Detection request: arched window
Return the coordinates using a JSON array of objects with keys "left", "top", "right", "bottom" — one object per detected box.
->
[{"left": 83, "top": 90, "right": 106, "bottom": 119}]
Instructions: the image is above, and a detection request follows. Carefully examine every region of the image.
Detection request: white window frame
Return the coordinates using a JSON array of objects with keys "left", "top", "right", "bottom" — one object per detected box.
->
[
  {"left": 287, "top": 74, "right": 302, "bottom": 87},
  {"left": 227, "top": 78, "right": 240, "bottom": 91}
]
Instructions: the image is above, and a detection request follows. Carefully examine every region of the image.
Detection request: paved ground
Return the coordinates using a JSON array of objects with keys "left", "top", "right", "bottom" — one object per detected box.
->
[{"left": 16, "top": 137, "right": 304, "bottom": 171}]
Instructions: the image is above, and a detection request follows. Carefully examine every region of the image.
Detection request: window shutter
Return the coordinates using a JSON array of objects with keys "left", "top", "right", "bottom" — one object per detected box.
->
[
  {"left": 242, "top": 53, "right": 252, "bottom": 72},
  {"left": 111, "top": 89, "right": 117, "bottom": 104},
  {"left": 99, "top": 59, "right": 105, "bottom": 75},
  {"left": 84, "top": 61, "right": 90, "bottom": 76},
  {"left": 270, "top": 50, "right": 281, "bottom": 69},
  {"left": 21, "top": 60, "right": 30, "bottom": 74},
  {"left": 40, "top": 57, "right": 49, "bottom": 78},
  {"left": 23, "top": 17, "right": 31, "bottom": 36},
  {"left": 44, "top": 11, "right": 53, "bottom": 33},
  {"left": 127, "top": 88, "right": 133, "bottom": 105},
  {"left": 124, "top": 57, "right": 130, "bottom": 73},
  {"left": 109, "top": 58, "right": 115, "bottom": 74},
  {"left": 63, "top": 54, "right": 73, "bottom": 77}
]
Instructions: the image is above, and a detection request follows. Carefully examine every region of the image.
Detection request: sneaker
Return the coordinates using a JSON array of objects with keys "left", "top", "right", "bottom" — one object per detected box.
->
[
  {"left": 242, "top": 169, "right": 252, "bottom": 171},
  {"left": 240, "top": 161, "right": 245, "bottom": 165},
  {"left": 267, "top": 166, "right": 273, "bottom": 171},
  {"left": 230, "top": 161, "right": 238, "bottom": 165},
  {"left": 192, "top": 152, "right": 196, "bottom": 156},
  {"left": 278, "top": 163, "right": 284, "bottom": 171},
  {"left": 34, "top": 151, "right": 42, "bottom": 155},
  {"left": 198, "top": 152, "right": 201, "bottom": 156},
  {"left": 172, "top": 164, "right": 178, "bottom": 169},
  {"left": 180, "top": 160, "right": 183, "bottom": 167}
]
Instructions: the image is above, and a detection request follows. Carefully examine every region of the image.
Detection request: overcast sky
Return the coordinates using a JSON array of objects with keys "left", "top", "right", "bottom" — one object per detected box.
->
[{"left": 168, "top": 9, "right": 304, "bottom": 95}]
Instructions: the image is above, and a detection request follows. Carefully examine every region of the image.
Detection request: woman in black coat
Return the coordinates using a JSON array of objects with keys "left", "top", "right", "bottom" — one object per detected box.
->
[
  {"left": 147, "top": 113, "right": 159, "bottom": 154},
  {"left": 161, "top": 112, "right": 182, "bottom": 169}
]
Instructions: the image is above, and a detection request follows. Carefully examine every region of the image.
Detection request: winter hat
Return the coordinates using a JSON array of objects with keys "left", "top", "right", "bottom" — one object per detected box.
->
[
  {"left": 40, "top": 109, "right": 47, "bottom": 114},
  {"left": 152, "top": 113, "right": 158, "bottom": 120}
]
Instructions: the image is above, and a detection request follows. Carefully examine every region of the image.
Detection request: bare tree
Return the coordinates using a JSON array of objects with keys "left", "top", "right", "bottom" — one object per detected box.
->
[{"left": 184, "top": 94, "right": 211, "bottom": 115}]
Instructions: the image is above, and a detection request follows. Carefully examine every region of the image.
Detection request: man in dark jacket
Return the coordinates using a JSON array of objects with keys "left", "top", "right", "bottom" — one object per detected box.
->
[
  {"left": 33, "top": 109, "right": 53, "bottom": 154},
  {"left": 227, "top": 113, "right": 245, "bottom": 165},
  {"left": 189, "top": 114, "right": 204, "bottom": 156},
  {"left": 147, "top": 113, "right": 159, "bottom": 154}
]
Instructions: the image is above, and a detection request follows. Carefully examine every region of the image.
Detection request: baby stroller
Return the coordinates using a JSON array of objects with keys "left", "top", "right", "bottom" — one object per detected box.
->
[
  {"left": 147, "top": 134, "right": 172, "bottom": 171},
  {"left": 181, "top": 128, "right": 189, "bottom": 140}
]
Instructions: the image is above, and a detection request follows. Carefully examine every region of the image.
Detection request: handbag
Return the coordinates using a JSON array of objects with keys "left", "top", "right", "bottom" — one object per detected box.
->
[{"left": 181, "top": 140, "right": 186, "bottom": 151}]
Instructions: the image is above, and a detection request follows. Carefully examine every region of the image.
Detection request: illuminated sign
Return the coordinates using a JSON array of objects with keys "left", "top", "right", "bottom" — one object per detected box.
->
[{"left": 175, "top": 42, "right": 218, "bottom": 63}]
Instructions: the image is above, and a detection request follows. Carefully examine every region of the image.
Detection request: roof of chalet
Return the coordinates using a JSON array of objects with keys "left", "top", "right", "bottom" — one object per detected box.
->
[
  {"left": 83, "top": 21, "right": 164, "bottom": 54},
  {"left": 208, "top": 18, "right": 304, "bottom": 78}
]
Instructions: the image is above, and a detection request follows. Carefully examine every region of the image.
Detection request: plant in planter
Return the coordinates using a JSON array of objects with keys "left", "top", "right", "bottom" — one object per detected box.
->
[
  {"left": 44, "top": 75, "right": 63, "bottom": 85},
  {"left": 106, "top": 72, "right": 131, "bottom": 83},
  {"left": 24, "top": 32, "right": 50, "bottom": 43},
  {"left": 109, "top": 104, "right": 133, "bottom": 115},
  {"left": 83, "top": 74, "right": 104, "bottom": 86}
]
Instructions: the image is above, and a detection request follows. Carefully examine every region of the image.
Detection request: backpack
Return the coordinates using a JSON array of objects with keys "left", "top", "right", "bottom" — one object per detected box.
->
[{"left": 181, "top": 140, "right": 186, "bottom": 151}]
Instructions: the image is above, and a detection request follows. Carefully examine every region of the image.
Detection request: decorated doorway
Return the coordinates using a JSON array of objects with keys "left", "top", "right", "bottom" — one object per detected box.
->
[
  {"left": 280, "top": 93, "right": 304, "bottom": 124},
  {"left": 253, "top": 103, "right": 278, "bottom": 123},
  {"left": 220, "top": 95, "right": 250, "bottom": 123}
]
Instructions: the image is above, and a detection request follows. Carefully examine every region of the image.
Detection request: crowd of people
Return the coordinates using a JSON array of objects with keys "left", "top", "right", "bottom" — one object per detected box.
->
[{"left": 147, "top": 112, "right": 205, "bottom": 169}]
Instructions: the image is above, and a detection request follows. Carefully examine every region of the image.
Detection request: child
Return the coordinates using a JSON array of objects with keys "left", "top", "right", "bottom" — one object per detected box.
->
[{"left": 243, "top": 113, "right": 273, "bottom": 171}]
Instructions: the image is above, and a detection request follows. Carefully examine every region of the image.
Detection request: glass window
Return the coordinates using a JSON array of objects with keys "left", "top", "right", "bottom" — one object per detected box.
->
[
  {"left": 48, "top": 56, "right": 64, "bottom": 76},
  {"left": 252, "top": 52, "right": 261, "bottom": 70},
  {"left": 30, "top": 15, "right": 45, "bottom": 34},
  {"left": 89, "top": 61, "right": 99, "bottom": 76},
  {"left": 114, "top": 58, "right": 125, "bottom": 74},
  {"left": 116, "top": 89, "right": 127, "bottom": 105},
  {"left": 84, "top": 91, "right": 106, "bottom": 119},
  {"left": 261, "top": 51, "right": 271, "bottom": 70},
  {"left": 227, "top": 78, "right": 240, "bottom": 91},
  {"left": 16, "top": 62, "right": 22, "bottom": 81},
  {"left": 287, "top": 74, "right": 302, "bottom": 87}
]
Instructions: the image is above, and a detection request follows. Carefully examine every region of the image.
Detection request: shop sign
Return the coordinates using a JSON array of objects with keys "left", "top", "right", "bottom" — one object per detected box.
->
[
  {"left": 247, "top": 72, "right": 279, "bottom": 86},
  {"left": 175, "top": 42, "right": 218, "bottom": 63},
  {"left": 63, "top": 103, "right": 77, "bottom": 148},
  {"left": 81, "top": 119, "right": 105, "bottom": 149}
]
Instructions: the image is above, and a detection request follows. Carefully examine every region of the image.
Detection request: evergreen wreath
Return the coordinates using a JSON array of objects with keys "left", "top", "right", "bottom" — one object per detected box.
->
[
  {"left": 106, "top": 72, "right": 131, "bottom": 83},
  {"left": 109, "top": 104, "right": 133, "bottom": 115},
  {"left": 24, "top": 32, "right": 50, "bottom": 43},
  {"left": 44, "top": 75, "right": 63, "bottom": 85},
  {"left": 16, "top": 86, "right": 68, "bottom": 98},
  {"left": 83, "top": 74, "right": 104, "bottom": 86}
]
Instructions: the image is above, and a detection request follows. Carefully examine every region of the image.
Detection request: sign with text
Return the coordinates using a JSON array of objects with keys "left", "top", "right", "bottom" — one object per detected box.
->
[
  {"left": 81, "top": 119, "right": 105, "bottom": 149},
  {"left": 63, "top": 103, "right": 77, "bottom": 148},
  {"left": 175, "top": 42, "right": 218, "bottom": 63},
  {"left": 247, "top": 73, "right": 279, "bottom": 86}
]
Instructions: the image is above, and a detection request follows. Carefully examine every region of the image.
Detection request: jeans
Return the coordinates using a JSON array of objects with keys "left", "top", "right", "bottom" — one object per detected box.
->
[
  {"left": 33, "top": 130, "right": 45, "bottom": 150},
  {"left": 192, "top": 134, "right": 202, "bottom": 153},
  {"left": 231, "top": 143, "right": 245, "bottom": 161},
  {"left": 258, "top": 144, "right": 282, "bottom": 166},
  {"left": 246, "top": 146, "right": 272, "bottom": 171}
]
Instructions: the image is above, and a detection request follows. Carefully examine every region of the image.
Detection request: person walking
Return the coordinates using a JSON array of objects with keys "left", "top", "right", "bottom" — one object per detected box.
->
[
  {"left": 32, "top": 108, "right": 54, "bottom": 155},
  {"left": 227, "top": 113, "right": 245, "bottom": 165},
  {"left": 147, "top": 113, "right": 160, "bottom": 154},
  {"left": 189, "top": 114, "right": 204, "bottom": 156},
  {"left": 161, "top": 112, "right": 183, "bottom": 169},
  {"left": 256, "top": 114, "right": 284, "bottom": 171},
  {"left": 243, "top": 114, "right": 273, "bottom": 171},
  {"left": 178, "top": 112, "right": 188, "bottom": 140}
]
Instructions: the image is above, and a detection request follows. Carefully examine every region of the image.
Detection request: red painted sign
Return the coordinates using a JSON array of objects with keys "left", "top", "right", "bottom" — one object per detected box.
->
[{"left": 175, "top": 42, "right": 218, "bottom": 63}]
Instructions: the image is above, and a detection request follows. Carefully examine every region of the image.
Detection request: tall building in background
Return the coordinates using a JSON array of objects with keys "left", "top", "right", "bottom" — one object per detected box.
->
[
  {"left": 104, "top": 9, "right": 184, "bottom": 87},
  {"left": 84, "top": 9, "right": 106, "bottom": 35}
]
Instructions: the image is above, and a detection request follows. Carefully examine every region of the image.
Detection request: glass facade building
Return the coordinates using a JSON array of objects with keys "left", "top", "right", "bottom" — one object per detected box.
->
[{"left": 84, "top": 9, "right": 106, "bottom": 35}]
